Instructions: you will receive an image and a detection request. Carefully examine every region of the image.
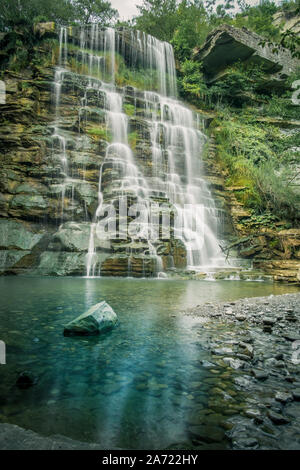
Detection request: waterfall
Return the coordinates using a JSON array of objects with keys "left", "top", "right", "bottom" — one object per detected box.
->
[{"left": 52, "top": 25, "right": 228, "bottom": 277}]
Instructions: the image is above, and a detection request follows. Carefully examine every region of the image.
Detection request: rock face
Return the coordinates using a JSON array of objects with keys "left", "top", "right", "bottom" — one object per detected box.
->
[
  {"left": 273, "top": 10, "right": 300, "bottom": 35},
  {"left": 204, "top": 136, "right": 300, "bottom": 283},
  {"left": 0, "top": 24, "right": 227, "bottom": 278},
  {"left": 63, "top": 301, "right": 118, "bottom": 336},
  {"left": 194, "top": 24, "right": 299, "bottom": 83},
  {"left": 0, "top": 23, "right": 298, "bottom": 281}
]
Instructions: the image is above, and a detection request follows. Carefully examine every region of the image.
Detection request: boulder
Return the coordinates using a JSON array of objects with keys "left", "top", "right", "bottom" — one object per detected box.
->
[
  {"left": 193, "top": 24, "right": 299, "bottom": 83},
  {"left": 63, "top": 301, "right": 118, "bottom": 336},
  {"left": 0, "top": 219, "right": 43, "bottom": 251}
]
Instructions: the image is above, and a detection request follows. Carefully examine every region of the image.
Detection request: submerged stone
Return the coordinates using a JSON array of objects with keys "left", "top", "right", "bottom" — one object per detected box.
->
[
  {"left": 16, "top": 371, "right": 38, "bottom": 389},
  {"left": 63, "top": 301, "right": 118, "bottom": 336}
]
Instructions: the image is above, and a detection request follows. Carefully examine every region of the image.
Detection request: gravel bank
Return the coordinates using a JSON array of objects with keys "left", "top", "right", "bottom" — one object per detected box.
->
[{"left": 185, "top": 292, "right": 300, "bottom": 449}]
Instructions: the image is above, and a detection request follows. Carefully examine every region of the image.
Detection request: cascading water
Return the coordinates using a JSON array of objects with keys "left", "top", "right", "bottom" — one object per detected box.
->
[{"left": 52, "top": 25, "right": 229, "bottom": 277}]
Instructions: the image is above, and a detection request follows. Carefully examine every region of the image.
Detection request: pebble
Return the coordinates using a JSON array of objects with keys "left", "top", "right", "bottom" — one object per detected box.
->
[
  {"left": 252, "top": 369, "right": 269, "bottom": 381},
  {"left": 267, "top": 410, "right": 290, "bottom": 425},
  {"left": 223, "top": 357, "right": 244, "bottom": 370},
  {"left": 275, "top": 391, "right": 293, "bottom": 403},
  {"left": 245, "top": 409, "right": 263, "bottom": 424},
  {"left": 292, "top": 389, "right": 300, "bottom": 401},
  {"left": 233, "top": 437, "right": 259, "bottom": 449},
  {"left": 263, "top": 317, "right": 276, "bottom": 326},
  {"left": 236, "top": 314, "right": 246, "bottom": 321}
]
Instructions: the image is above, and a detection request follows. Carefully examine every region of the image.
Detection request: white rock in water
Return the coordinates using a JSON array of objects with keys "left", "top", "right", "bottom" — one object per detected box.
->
[{"left": 63, "top": 301, "right": 118, "bottom": 336}]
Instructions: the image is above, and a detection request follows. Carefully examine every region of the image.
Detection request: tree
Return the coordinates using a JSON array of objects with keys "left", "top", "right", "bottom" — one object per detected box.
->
[
  {"left": 0, "top": 0, "right": 75, "bottom": 30},
  {"left": 73, "top": 0, "right": 118, "bottom": 25},
  {"left": 0, "top": 0, "right": 119, "bottom": 31},
  {"left": 171, "top": 1, "right": 209, "bottom": 61},
  {"left": 135, "top": 0, "right": 178, "bottom": 42}
]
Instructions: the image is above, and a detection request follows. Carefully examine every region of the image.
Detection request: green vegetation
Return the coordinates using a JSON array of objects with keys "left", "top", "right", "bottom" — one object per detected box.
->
[
  {"left": 130, "top": 1, "right": 299, "bottom": 224},
  {"left": 128, "top": 131, "right": 138, "bottom": 150},
  {"left": 0, "top": 0, "right": 118, "bottom": 30},
  {"left": 1, "top": 0, "right": 299, "bottom": 225},
  {"left": 133, "top": 1, "right": 300, "bottom": 63},
  {"left": 86, "top": 125, "right": 111, "bottom": 142},
  {"left": 211, "top": 106, "right": 300, "bottom": 222},
  {"left": 124, "top": 104, "right": 136, "bottom": 117}
]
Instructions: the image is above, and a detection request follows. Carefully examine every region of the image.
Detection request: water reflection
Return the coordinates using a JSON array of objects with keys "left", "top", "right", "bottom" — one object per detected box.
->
[{"left": 0, "top": 277, "right": 299, "bottom": 448}]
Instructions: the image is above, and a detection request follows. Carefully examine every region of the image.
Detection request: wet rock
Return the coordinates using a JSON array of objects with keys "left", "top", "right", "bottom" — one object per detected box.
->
[
  {"left": 236, "top": 353, "right": 251, "bottom": 361},
  {"left": 236, "top": 314, "right": 246, "bottom": 321},
  {"left": 233, "top": 437, "right": 259, "bottom": 449},
  {"left": 188, "top": 425, "right": 224, "bottom": 443},
  {"left": 213, "top": 347, "right": 233, "bottom": 355},
  {"left": 16, "top": 371, "right": 38, "bottom": 389},
  {"left": 225, "top": 308, "right": 233, "bottom": 315},
  {"left": 63, "top": 301, "right": 118, "bottom": 336},
  {"left": 275, "top": 391, "right": 293, "bottom": 403},
  {"left": 223, "top": 357, "right": 245, "bottom": 369},
  {"left": 286, "top": 314, "right": 297, "bottom": 322},
  {"left": 245, "top": 409, "right": 263, "bottom": 424},
  {"left": 283, "top": 333, "right": 300, "bottom": 342},
  {"left": 234, "top": 376, "right": 252, "bottom": 388},
  {"left": 292, "top": 389, "right": 300, "bottom": 401},
  {"left": 263, "top": 325, "right": 273, "bottom": 333},
  {"left": 252, "top": 369, "right": 269, "bottom": 381},
  {"left": 267, "top": 410, "right": 290, "bottom": 425},
  {"left": 239, "top": 342, "right": 253, "bottom": 357},
  {"left": 263, "top": 317, "right": 276, "bottom": 326}
]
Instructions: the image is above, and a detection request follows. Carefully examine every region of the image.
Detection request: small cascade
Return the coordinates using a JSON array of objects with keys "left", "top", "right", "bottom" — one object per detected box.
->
[{"left": 51, "top": 25, "right": 230, "bottom": 277}]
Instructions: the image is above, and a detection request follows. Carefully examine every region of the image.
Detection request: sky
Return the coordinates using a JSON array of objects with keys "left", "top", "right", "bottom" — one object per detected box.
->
[
  {"left": 110, "top": 0, "right": 143, "bottom": 20},
  {"left": 110, "top": 0, "right": 283, "bottom": 21}
]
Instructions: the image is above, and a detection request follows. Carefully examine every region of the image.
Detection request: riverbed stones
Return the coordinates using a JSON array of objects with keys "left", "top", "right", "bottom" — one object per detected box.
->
[
  {"left": 188, "top": 424, "right": 224, "bottom": 444},
  {"left": 232, "top": 437, "right": 259, "bottom": 449},
  {"left": 223, "top": 357, "right": 245, "bottom": 370},
  {"left": 63, "top": 301, "right": 118, "bottom": 336},
  {"left": 267, "top": 410, "right": 290, "bottom": 425},
  {"left": 275, "top": 391, "right": 293, "bottom": 403},
  {"left": 236, "top": 314, "right": 246, "bottom": 321},
  {"left": 292, "top": 389, "right": 300, "bottom": 401},
  {"left": 252, "top": 369, "right": 269, "bottom": 381}
]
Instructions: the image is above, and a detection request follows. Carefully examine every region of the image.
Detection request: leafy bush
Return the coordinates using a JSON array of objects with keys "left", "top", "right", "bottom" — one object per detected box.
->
[{"left": 253, "top": 161, "right": 300, "bottom": 220}]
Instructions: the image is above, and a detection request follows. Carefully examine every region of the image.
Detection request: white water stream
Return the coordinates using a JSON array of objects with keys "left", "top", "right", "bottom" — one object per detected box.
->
[{"left": 53, "top": 25, "right": 228, "bottom": 277}]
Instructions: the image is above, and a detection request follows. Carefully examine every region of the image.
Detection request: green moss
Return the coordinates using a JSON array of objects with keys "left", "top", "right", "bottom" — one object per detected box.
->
[
  {"left": 87, "top": 126, "right": 111, "bottom": 142},
  {"left": 124, "top": 104, "right": 135, "bottom": 116},
  {"left": 128, "top": 131, "right": 138, "bottom": 150}
]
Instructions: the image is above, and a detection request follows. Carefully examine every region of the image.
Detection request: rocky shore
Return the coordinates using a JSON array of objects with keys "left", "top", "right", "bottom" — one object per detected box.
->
[{"left": 186, "top": 292, "right": 300, "bottom": 449}]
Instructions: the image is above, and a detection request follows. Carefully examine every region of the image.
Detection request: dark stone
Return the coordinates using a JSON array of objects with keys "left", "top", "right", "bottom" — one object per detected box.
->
[
  {"left": 267, "top": 410, "right": 290, "bottom": 425},
  {"left": 263, "top": 317, "right": 276, "bottom": 326},
  {"left": 252, "top": 369, "right": 269, "bottom": 381},
  {"left": 233, "top": 437, "right": 259, "bottom": 449},
  {"left": 275, "top": 391, "right": 293, "bottom": 403},
  {"left": 292, "top": 389, "right": 300, "bottom": 401},
  {"left": 16, "top": 371, "right": 38, "bottom": 389},
  {"left": 188, "top": 425, "right": 224, "bottom": 444}
]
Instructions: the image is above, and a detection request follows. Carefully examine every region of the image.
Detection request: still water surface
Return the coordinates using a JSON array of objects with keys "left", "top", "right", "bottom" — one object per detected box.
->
[{"left": 0, "top": 277, "right": 299, "bottom": 448}]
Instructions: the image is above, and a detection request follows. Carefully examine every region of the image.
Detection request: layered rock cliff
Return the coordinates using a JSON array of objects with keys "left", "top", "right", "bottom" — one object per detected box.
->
[
  {"left": 0, "top": 23, "right": 299, "bottom": 282},
  {"left": 0, "top": 25, "right": 225, "bottom": 277}
]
